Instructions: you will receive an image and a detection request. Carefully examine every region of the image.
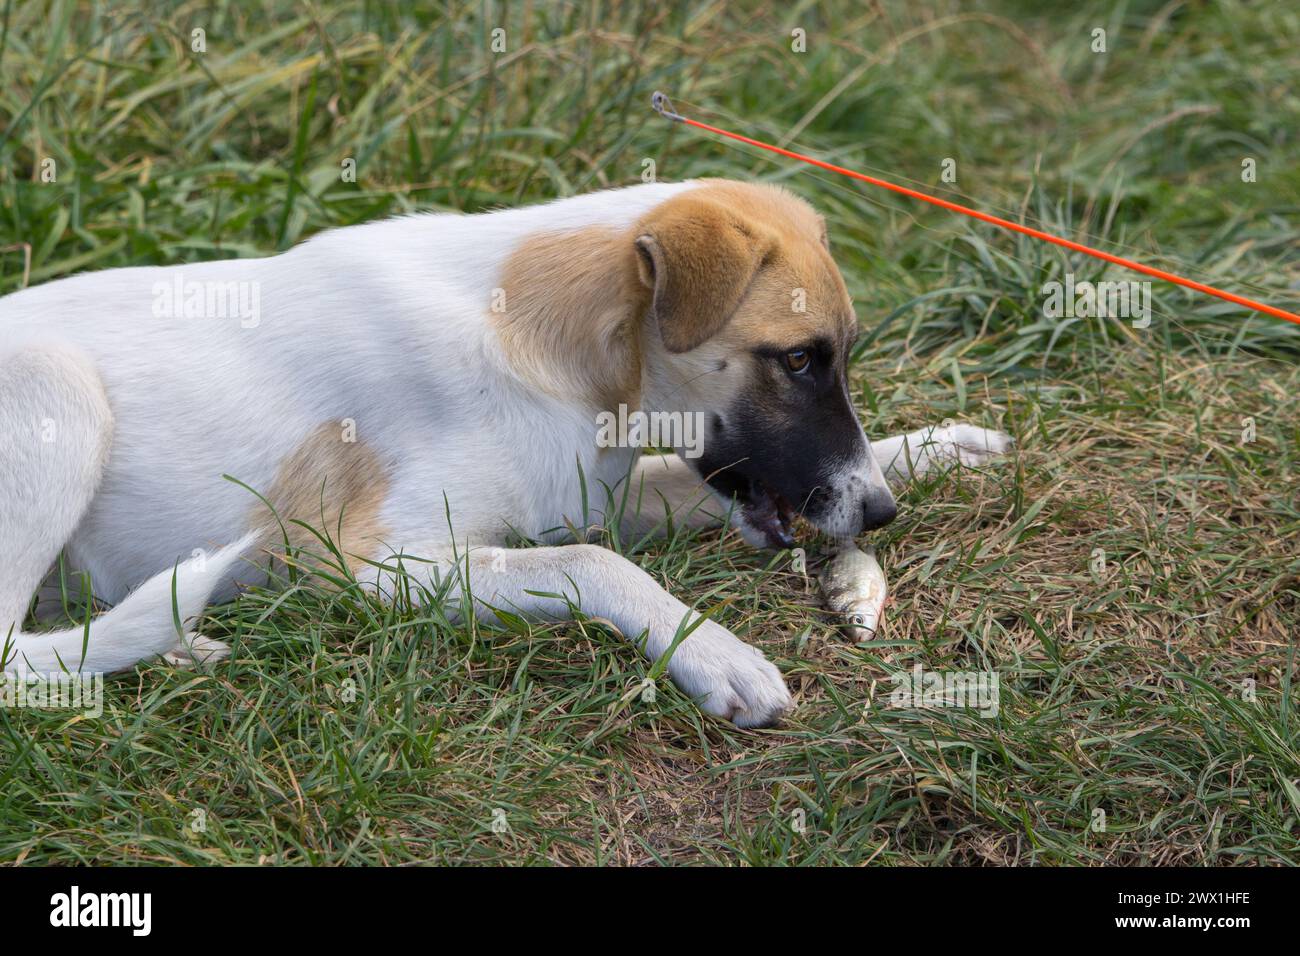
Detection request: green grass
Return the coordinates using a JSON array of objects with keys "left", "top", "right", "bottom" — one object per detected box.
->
[{"left": 2, "top": 0, "right": 1298, "bottom": 865}]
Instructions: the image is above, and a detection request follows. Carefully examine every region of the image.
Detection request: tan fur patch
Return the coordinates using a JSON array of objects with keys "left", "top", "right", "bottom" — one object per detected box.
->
[
  {"left": 493, "top": 180, "right": 854, "bottom": 421},
  {"left": 645, "top": 180, "right": 856, "bottom": 357},
  {"left": 693, "top": 180, "right": 856, "bottom": 353},
  {"left": 251, "top": 422, "right": 391, "bottom": 574},
  {"left": 494, "top": 226, "right": 647, "bottom": 410},
  {"left": 696, "top": 178, "right": 829, "bottom": 248},
  {"left": 634, "top": 192, "right": 778, "bottom": 353},
  {"left": 631, "top": 182, "right": 860, "bottom": 422}
]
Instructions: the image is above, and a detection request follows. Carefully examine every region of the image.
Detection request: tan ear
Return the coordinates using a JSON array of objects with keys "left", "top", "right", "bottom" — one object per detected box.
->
[{"left": 634, "top": 195, "right": 773, "bottom": 353}]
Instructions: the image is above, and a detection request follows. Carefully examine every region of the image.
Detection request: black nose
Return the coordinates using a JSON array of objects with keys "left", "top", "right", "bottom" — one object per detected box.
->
[{"left": 860, "top": 495, "right": 898, "bottom": 531}]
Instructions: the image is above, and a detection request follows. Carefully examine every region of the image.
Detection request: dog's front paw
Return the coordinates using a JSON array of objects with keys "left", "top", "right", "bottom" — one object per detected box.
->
[
  {"left": 668, "top": 619, "right": 792, "bottom": 728},
  {"left": 935, "top": 423, "right": 1014, "bottom": 468}
]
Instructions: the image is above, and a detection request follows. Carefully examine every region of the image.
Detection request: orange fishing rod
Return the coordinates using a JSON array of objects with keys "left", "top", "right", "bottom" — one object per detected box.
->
[{"left": 651, "top": 92, "right": 1300, "bottom": 327}]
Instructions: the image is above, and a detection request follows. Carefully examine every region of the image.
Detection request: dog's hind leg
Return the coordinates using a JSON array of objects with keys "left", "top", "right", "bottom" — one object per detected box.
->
[
  {"left": 0, "top": 344, "right": 251, "bottom": 675},
  {"left": 0, "top": 344, "right": 113, "bottom": 637}
]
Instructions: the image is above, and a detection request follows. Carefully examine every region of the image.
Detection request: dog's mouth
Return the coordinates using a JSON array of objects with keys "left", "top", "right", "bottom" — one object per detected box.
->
[{"left": 739, "top": 480, "right": 798, "bottom": 550}]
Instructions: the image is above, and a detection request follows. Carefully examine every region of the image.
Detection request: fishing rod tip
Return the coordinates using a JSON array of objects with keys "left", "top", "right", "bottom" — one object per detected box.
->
[{"left": 651, "top": 91, "right": 684, "bottom": 122}]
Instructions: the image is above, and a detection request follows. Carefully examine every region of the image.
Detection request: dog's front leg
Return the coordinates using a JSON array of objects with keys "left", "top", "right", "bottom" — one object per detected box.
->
[
  {"left": 872, "top": 422, "right": 1014, "bottom": 484},
  {"left": 376, "top": 543, "right": 792, "bottom": 727}
]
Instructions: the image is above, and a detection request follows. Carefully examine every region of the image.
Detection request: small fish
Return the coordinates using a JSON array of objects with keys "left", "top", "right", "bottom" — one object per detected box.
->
[{"left": 820, "top": 541, "right": 888, "bottom": 640}]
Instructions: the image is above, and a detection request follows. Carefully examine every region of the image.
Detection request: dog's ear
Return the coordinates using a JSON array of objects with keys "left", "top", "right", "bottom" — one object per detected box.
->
[{"left": 634, "top": 196, "right": 774, "bottom": 353}]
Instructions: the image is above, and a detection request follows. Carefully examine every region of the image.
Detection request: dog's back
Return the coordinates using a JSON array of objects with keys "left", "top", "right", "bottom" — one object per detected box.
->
[{"left": 0, "top": 181, "right": 698, "bottom": 603}]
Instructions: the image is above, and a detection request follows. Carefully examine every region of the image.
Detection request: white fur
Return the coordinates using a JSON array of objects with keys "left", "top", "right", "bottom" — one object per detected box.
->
[{"left": 0, "top": 181, "right": 701, "bottom": 603}]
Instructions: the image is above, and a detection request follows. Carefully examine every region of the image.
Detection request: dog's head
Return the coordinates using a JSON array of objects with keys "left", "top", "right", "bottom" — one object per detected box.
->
[{"left": 635, "top": 180, "right": 896, "bottom": 548}]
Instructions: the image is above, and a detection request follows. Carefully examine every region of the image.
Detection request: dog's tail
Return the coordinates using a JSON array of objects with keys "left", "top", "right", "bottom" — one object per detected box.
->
[{"left": 1, "top": 533, "right": 257, "bottom": 677}]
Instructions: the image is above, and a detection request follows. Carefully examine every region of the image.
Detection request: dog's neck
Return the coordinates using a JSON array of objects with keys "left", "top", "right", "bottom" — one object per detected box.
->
[{"left": 491, "top": 225, "right": 650, "bottom": 412}]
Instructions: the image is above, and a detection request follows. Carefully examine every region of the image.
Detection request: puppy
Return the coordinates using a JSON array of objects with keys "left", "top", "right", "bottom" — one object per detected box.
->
[{"left": 0, "top": 178, "right": 1009, "bottom": 726}]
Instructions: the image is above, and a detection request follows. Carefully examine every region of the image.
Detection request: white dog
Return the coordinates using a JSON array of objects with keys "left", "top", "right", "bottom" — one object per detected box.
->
[{"left": 0, "top": 179, "right": 1009, "bottom": 726}]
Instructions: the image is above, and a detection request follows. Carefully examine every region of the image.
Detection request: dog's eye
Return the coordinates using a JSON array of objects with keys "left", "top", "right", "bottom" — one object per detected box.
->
[{"left": 785, "top": 349, "right": 811, "bottom": 374}]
